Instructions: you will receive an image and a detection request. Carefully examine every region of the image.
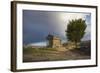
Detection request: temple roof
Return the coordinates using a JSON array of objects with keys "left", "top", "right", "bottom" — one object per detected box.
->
[{"left": 46, "top": 34, "right": 60, "bottom": 40}]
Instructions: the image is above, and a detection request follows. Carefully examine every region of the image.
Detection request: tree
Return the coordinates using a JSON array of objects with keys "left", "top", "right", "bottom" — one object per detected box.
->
[{"left": 65, "top": 18, "right": 87, "bottom": 48}]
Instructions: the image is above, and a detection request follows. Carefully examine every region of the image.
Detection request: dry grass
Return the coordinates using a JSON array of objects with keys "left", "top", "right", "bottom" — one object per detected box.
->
[{"left": 23, "top": 47, "right": 90, "bottom": 62}]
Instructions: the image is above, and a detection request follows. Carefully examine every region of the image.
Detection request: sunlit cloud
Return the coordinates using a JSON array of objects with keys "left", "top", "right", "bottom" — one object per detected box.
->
[{"left": 23, "top": 10, "right": 91, "bottom": 45}]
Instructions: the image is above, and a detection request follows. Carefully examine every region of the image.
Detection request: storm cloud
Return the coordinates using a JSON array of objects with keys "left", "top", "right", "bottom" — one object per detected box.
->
[{"left": 23, "top": 10, "right": 91, "bottom": 45}]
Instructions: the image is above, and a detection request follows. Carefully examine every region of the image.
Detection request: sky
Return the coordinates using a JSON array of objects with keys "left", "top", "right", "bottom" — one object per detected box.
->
[{"left": 23, "top": 10, "right": 91, "bottom": 46}]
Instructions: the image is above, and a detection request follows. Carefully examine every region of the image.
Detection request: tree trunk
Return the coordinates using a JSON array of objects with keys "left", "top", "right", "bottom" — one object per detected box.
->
[{"left": 75, "top": 42, "right": 78, "bottom": 49}]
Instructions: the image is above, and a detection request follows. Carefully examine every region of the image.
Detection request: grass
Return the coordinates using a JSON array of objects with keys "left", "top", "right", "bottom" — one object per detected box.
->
[
  {"left": 23, "top": 47, "right": 91, "bottom": 62},
  {"left": 23, "top": 47, "right": 57, "bottom": 54}
]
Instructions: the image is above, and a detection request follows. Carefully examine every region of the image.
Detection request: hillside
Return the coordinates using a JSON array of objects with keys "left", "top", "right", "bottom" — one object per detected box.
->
[{"left": 23, "top": 40, "right": 91, "bottom": 62}]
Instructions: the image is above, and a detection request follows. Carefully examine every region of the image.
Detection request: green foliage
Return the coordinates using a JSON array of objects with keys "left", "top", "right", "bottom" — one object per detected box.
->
[
  {"left": 65, "top": 19, "right": 87, "bottom": 47},
  {"left": 23, "top": 47, "right": 57, "bottom": 54}
]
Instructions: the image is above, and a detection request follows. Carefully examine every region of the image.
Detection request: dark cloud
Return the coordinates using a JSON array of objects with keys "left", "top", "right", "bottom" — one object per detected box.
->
[
  {"left": 23, "top": 10, "right": 91, "bottom": 45},
  {"left": 23, "top": 10, "right": 63, "bottom": 44}
]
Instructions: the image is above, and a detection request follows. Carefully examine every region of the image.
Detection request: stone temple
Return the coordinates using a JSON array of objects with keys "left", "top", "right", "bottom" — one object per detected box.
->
[
  {"left": 46, "top": 34, "right": 66, "bottom": 51},
  {"left": 46, "top": 34, "right": 62, "bottom": 48}
]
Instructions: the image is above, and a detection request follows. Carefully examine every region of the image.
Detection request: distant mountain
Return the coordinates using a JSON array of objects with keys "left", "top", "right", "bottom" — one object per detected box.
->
[
  {"left": 24, "top": 41, "right": 47, "bottom": 48},
  {"left": 80, "top": 40, "right": 91, "bottom": 46}
]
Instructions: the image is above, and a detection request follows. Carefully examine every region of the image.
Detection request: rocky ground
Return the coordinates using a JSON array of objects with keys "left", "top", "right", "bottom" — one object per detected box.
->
[{"left": 23, "top": 48, "right": 90, "bottom": 62}]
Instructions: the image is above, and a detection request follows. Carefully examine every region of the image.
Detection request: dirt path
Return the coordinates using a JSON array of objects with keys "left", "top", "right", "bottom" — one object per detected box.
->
[{"left": 23, "top": 49, "right": 90, "bottom": 62}]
